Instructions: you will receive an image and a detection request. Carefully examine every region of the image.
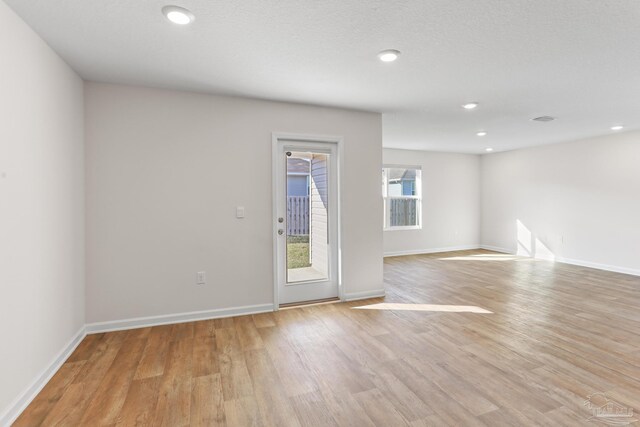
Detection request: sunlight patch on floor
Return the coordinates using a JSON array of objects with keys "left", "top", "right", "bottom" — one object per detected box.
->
[{"left": 353, "top": 303, "right": 493, "bottom": 313}]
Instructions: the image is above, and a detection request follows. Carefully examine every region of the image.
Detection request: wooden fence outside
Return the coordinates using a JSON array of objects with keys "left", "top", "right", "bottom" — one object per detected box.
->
[
  {"left": 389, "top": 198, "right": 418, "bottom": 227},
  {"left": 287, "top": 196, "right": 310, "bottom": 235}
]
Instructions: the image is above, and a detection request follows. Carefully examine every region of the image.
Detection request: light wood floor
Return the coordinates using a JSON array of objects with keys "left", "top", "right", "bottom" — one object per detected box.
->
[{"left": 15, "top": 250, "right": 640, "bottom": 426}]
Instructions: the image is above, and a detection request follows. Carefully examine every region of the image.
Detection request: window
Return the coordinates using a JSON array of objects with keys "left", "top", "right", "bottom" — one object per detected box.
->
[{"left": 382, "top": 165, "right": 422, "bottom": 230}]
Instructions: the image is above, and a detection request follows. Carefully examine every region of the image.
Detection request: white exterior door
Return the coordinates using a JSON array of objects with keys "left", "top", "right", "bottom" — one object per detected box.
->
[{"left": 273, "top": 136, "right": 340, "bottom": 306}]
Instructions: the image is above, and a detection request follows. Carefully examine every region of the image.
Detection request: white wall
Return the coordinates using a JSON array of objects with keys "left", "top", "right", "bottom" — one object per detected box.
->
[
  {"left": 85, "top": 82, "right": 383, "bottom": 323},
  {"left": 0, "top": 0, "right": 85, "bottom": 422},
  {"left": 481, "top": 131, "right": 640, "bottom": 275},
  {"left": 383, "top": 149, "right": 481, "bottom": 256}
]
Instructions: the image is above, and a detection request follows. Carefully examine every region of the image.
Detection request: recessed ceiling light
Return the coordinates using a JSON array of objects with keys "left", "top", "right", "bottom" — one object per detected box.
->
[
  {"left": 463, "top": 102, "right": 479, "bottom": 110},
  {"left": 476, "top": 131, "right": 487, "bottom": 137},
  {"left": 378, "top": 49, "right": 401, "bottom": 62},
  {"left": 485, "top": 148, "right": 494, "bottom": 152},
  {"left": 532, "top": 116, "right": 555, "bottom": 122},
  {"left": 611, "top": 125, "right": 624, "bottom": 131},
  {"left": 162, "top": 5, "right": 195, "bottom": 25}
]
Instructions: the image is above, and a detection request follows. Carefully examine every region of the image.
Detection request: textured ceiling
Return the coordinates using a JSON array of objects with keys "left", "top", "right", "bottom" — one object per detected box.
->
[{"left": 5, "top": 0, "right": 640, "bottom": 152}]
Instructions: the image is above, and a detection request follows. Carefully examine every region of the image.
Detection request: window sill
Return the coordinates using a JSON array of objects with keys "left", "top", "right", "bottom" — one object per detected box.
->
[{"left": 384, "top": 226, "right": 422, "bottom": 231}]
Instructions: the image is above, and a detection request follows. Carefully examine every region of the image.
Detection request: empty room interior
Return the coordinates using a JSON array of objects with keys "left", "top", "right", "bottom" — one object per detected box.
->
[{"left": 2, "top": 1, "right": 640, "bottom": 426}]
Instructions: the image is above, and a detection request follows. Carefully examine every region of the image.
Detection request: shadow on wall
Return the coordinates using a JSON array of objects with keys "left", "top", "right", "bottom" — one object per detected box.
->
[
  {"left": 433, "top": 220, "right": 557, "bottom": 263},
  {"left": 517, "top": 220, "right": 555, "bottom": 261}
]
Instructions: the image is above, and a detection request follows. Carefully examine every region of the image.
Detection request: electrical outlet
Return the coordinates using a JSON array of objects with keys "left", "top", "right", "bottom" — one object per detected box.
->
[{"left": 196, "top": 271, "right": 206, "bottom": 285}]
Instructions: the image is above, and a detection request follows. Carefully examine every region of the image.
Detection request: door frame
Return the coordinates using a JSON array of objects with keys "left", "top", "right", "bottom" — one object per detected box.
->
[{"left": 271, "top": 132, "right": 344, "bottom": 310}]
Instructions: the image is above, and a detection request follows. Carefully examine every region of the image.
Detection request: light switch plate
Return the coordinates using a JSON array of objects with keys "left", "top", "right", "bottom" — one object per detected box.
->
[
  {"left": 196, "top": 271, "right": 206, "bottom": 285},
  {"left": 236, "top": 206, "right": 245, "bottom": 218}
]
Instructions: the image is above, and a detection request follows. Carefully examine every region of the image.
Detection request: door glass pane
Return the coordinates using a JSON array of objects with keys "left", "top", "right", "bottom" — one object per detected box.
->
[{"left": 286, "top": 151, "right": 329, "bottom": 283}]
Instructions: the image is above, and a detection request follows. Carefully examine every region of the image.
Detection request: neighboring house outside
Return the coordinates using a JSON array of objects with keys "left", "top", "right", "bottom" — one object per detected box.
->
[
  {"left": 388, "top": 168, "right": 417, "bottom": 196},
  {"left": 287, "top": 157, "right": 310, "bottom": 196}
]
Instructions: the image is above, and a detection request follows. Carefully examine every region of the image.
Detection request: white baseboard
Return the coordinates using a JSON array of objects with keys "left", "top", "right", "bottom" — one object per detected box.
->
[
  {"left": 0, "top": 326, "right": 86, "bottom": 427},
  {"left": 344, "top": 289, "right": 386, "bottom": 301},
  {"left": 85, "top": 303, "right": 275, "bottom": 334},
  {"left": 480, "top": 245, "right": 640, "bottom": 277},
  {"left": 479, "top": 244, "right": 516, "bottom": 254},
  {"left": 384, "top": 245, "right": 481, "bottom": 258},
  {"left": 553, "top": 256, "right": 640, "bottom": 277}
]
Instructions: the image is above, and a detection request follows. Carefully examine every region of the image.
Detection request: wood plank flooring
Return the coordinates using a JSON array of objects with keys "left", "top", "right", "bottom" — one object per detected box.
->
[{"left": 15, "top": 250, "right": 640, "bottom": 426}]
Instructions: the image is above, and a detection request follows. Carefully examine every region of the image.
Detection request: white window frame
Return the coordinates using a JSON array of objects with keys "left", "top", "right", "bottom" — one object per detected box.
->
[{"left": 383, "top": 164, "right": 422, "bottom": 231}]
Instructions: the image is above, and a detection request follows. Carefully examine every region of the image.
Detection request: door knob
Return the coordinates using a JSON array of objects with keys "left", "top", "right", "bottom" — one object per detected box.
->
[{"left": 278, "top": 229, "right": 284, "bottom": 235}]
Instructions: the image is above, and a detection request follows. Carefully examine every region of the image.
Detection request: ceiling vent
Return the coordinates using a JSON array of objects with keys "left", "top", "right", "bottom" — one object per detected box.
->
[{"left": 532, "top": 116, "right": 555, "bottom": 122}]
